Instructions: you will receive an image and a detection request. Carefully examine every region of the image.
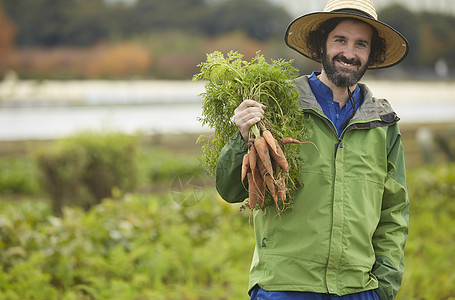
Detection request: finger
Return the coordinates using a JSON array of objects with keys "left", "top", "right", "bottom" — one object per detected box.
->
[
  {"left": 244, "top": 115, "right": 262, "bottom": 127},
  {"left": 240, "top": 99, "right": 266, "bottom": 111},
  {"left": 235, "top": 109, "right": 263, "bottom": 126},
  {"left": 238, "top": 115, "right": 262, "bottom": 141},
  {"left": 236, "top": 102, "right": 265, "bottom": 117}
]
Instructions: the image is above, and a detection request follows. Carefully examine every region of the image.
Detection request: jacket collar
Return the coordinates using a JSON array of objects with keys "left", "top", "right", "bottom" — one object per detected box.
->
[{"left": 295, "top": 75, "right": 399, "bottom": 124}]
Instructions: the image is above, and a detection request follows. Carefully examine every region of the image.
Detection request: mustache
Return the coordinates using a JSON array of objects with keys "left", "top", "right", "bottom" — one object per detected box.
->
[{"left": 333, "top": 54, "right": 361, "bottom": 66}]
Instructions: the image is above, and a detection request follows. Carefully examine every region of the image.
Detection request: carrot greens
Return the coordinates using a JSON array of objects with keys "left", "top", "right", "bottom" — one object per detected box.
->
[{"left": 194, "top": 51, "right": 313, "bottom": 211}]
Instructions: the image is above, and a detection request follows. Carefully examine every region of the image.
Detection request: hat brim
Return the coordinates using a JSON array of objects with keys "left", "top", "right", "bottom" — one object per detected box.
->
[{"left": 285, "top": 11, "right": 409, "bottom": 69}]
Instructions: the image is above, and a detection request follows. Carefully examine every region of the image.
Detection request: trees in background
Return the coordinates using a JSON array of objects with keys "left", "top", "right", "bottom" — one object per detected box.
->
[
  {"left": 1, "top": 0, "right": 290, "bottom": 46},
  {"left": 1, "top": 0, "right": 454, "bottom": 79},
  {"left": 0, "top": 2, "right": 15, "bottom": 65},
  {"left": 380, "top": 4, "right": 455, "bottom": 72}
]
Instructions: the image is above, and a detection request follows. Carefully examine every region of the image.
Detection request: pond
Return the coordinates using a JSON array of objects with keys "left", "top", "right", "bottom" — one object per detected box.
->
[{"left": 1, "top": 80, "right": 454, "bottom": 141}]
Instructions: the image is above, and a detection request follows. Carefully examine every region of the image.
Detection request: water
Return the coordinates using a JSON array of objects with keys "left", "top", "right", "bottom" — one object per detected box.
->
[
  {"left": 1, "top": 80, "right": 454, "bottom": 141},
  {"left": 0, "top": 104, "right": 206, "bottom": 141}
]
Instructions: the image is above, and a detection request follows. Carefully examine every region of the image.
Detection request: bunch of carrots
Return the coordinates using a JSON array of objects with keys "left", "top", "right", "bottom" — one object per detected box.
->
[
  {"left": 194, "top": 51, "right": 314, "bottom": 215},
  {"left": 242, "top": 123, "right": 304, "bottom": 214}
]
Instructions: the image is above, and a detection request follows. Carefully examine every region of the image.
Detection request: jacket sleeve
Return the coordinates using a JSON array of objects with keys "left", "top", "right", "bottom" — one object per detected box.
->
[
  {"left": 372, "top": 124, "right": 409, "bottom": 300},
  {"left": 215, "top": 131, "right": 249, "bottom": 203}
]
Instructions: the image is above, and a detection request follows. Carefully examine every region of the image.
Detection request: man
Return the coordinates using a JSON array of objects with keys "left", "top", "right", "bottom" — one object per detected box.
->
[{"left": 215, "top": 0, "right": 409, "bottom": 299}]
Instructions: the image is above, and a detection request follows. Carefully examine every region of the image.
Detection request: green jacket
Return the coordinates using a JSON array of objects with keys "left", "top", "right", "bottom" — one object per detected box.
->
[{"left": 215, "top": 76, "right": 409, "bottom": 299}]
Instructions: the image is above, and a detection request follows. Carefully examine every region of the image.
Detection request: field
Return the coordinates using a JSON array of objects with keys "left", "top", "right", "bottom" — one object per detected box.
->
[{"left": 0, "top": 122, "right": 454, "bottom": 299}]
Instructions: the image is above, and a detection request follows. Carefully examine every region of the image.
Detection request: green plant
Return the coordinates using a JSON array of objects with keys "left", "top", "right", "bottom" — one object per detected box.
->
[
  {"left": 0, "top": 158, "right": 40, "bottom": 195},
  {"left": 1, "top": 163, "right": 454, "bottom": 299},
  {"left": 35, "top": 131, "right": 140, "bottom": 214},
  {"left": 396, "top": 163, "right": 455, "bottom": 299},
  {"left": 0, "top": 190, "right": 254, "bottom": 299},
  {"left": 139, "top": 147, "right": 206, "bottom": 184}
]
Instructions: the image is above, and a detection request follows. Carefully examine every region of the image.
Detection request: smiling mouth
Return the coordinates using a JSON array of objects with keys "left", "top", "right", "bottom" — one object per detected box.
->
[
  {"left": 335, "top": 59, "right": 361, "bottom": 71},
  {"left": 333, "top": 54, "right": 361, "bottom": 69},
  {"left": 338, "top": 60, "right": 355, "bottom": 67}
]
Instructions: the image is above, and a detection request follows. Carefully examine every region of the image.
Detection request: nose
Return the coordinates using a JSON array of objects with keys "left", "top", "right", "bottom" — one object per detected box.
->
[{"left": 342, "top": 43, "right": 356, "bottom": 60}]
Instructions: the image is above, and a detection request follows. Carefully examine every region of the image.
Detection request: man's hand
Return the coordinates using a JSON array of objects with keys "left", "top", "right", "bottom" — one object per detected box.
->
[{"left": 233, "top": 100, "right": 266, "bottom": 141}]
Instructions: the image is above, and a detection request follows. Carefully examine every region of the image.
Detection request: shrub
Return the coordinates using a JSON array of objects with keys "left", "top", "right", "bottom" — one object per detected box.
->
[
  {"left": 1, "top": 163, "right": 455, "bottom": 299},
  {"left": 0, "top": 158, "right": 40, "bottom": 195},
  {"left": 35, "top": 131, "right": 140, "bottom": 214},
  {"left": 396, "top": 163, "right": 455, "bottom": 299},
  {"left": 140, "top": 147, "right": 206, "bottom": 184},
  {"left": 0, "top": 191, "right": 253, "bottom": 299}
]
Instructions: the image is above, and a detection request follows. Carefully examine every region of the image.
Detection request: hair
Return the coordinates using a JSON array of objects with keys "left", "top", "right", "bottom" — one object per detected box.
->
[{"left": 306, "top": 17, "right": 386, "bottom": 67}]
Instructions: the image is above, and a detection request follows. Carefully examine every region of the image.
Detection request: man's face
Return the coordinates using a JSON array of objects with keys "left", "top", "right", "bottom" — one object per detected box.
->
[{"left": 322, "top": 19, "right": 372, "bottom": 87}]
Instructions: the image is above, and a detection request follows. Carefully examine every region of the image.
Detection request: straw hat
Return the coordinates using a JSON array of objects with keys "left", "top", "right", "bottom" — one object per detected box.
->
[{"left": 285, "top": 0, "right": 409, "bottom": 69}]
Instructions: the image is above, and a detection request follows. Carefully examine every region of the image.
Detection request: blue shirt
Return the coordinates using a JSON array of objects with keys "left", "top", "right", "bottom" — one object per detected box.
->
[{"left": 308, "top": 72, "right": 363, "bottom": 137}]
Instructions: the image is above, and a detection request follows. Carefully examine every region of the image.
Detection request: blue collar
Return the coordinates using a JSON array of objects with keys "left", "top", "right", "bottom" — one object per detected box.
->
[
  {"left": 308, "top": 72, "right": 364, "bottom": 135},
  {"left": 308, "top": 72, "right": 362, "bottom": 105}
]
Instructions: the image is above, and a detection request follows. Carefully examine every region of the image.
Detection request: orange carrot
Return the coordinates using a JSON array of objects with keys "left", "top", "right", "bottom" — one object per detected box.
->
[
  {"left": 266, "top": 173, "right": 277, "bottom": 203},
  {"left": 248, "top": 141, "right": 257, "bottom": 172},
  {"left": 241, "top": 153, "right": 249, "bottom": 183},
  {"left": 257, "top": 158, "right": 277, "bottom": 202},
  {"left": 269, "top": 142, "right": 289, "bottom": 172},
  {"left": 262, "top": 129, "right": 289, "bottom": 172},
  {"left": 249, "top": 166, "right": 265, "bottom": 210},
  {"left": 254, "top": 136, "right": 274, "bottom": 177},
  {"left": 254, "top": 166, "right": 266, "bottom": 209},
  {"left": 282, "top": 138, "right": 322, "bottom": 158},
  {"left": 275, "top": 143, "right": 289, "bottom": 171},
  {"left": 262, "top": 129, "right": 277, "bottom": 151},
  {"left": 282, "top": 137, "right": 304, "bottom": 144},
  {"left": 247, "top": 172, "right": 257, "bottom": 210},
  {"left": 276, "top": 175, "right": 287, "bottom": 204}
]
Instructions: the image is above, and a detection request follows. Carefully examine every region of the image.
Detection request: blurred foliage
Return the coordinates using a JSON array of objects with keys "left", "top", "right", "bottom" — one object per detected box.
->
[
  {"left": 0, "top": 1, "right": 15, "bottom": 64},
  {"left": 1, "top": 0, "right": 290, "bottom": 46},
  {"left": 202, "top": 0, "right": 290, "bottom": 41},
  {"left": 0, "top": 127, "right": 454, "bottom": 298},
  {"left": 0, "top": 191, "right": 253, "bottom": 300},
  {"left": 396, "top": 163, "right": 455, "bottom": 299},
  {"left": 6, "top": 43, "right": 153, "bottom": 79},
  {"left": 140, "top": 147, "right": 206, "bottom": 184},
  {"left": 0, "top": 158, "right": 40, "bottom": 195},
  {"left": 379, "top": 4, "right": 455, "bottom": 71},
  {"left": 35, "top": 131, "right": 140, "bottom": 214},
  {"left": 0, "top": 161, "right": 454, "bottom": 299},
  {"left": 1, "top": 1, "right": 454, "bottom": 79}
]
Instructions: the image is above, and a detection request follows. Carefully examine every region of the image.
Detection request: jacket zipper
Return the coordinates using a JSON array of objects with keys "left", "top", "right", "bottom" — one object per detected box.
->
[{"left": 302, "top": 108, "right": 346, "bottom": 158}]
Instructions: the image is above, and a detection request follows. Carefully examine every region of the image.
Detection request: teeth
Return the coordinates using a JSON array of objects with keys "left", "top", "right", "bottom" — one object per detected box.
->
[{"left": 339, "top": 61, "right": 353, "bottom": 66}]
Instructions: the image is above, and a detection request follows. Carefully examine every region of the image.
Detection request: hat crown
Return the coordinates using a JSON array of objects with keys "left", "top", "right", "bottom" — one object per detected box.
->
[{"left": 323, "top": 0, "right": 378, "bottom": 20}]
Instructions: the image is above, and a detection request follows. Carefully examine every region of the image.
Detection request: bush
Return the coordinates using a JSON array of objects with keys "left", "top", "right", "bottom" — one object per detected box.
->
[
  {"left": 140, "top": 147, "right": 206, "bottom": 184},
  {"left": 397, "top": 163, "right": 455, "bottom": 299},
  {"left": 35, "top": 131, "right": 140, "bottom": 214},
  {"left": 2, "top": 156, "right": 454, "bottom": 299},
  {"left": 0, "top": 190, "right": 253, "bottom": 299},
  {"left": 0, "top": 158, "right": 40, "bottom": 195}
]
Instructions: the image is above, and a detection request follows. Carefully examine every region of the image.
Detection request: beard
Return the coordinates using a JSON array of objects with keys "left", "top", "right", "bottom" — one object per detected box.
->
[{"left": 321, "top": 49, "right": 369, "bottom": 88}]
